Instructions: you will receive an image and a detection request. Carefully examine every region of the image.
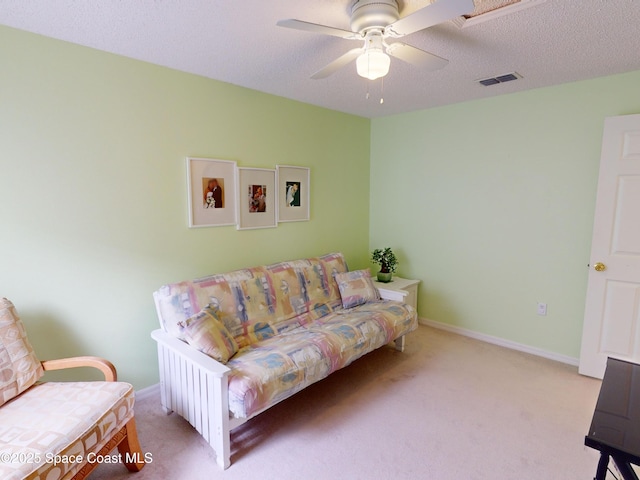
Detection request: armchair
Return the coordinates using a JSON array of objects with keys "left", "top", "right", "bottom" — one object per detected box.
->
[{"left": 0, "top": 298, "right": 145, "bottom": 480}]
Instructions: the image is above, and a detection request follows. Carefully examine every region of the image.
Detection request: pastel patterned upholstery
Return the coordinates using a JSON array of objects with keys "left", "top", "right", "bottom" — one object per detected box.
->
[
  {"left": 154, "top": 252, "right": 349, "bottom": 349},
  {"left": 0, "top": 298, "right": 44, "bottom": 406},
  {"left": 0, "top": 382, "right": 134, "bottom": 480},
  {"left": 154, "top": 253, "right": 418, "bottom": 419},
  {"left": 227, "top": 301, "right": 416, "bottom": 417},
  {"left": 334, "top": 269, "right": 381, "bottom": 309},
  {"left": 0, "top": 298, "right": 144, "bottom": 480},
  {"left": 179, "top": 306, "right": 239, "bottom": 363}
]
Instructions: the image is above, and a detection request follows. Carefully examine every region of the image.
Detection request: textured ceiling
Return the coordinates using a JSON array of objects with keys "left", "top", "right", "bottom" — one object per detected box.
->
[{"left": 1, "top": 0, "right": 639, "bottom": 118}]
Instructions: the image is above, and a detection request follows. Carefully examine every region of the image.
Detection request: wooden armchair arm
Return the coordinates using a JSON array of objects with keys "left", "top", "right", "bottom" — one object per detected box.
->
[{"left": 41, "top": 356, "right": 118, "bottom": 382}]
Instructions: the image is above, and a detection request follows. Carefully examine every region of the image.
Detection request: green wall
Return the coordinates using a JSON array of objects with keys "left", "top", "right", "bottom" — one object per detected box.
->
[
  {"left": 4, "top": 24, "right": 640, "bottom": 388},
  {"left": 0, "top": 26, "right": 370, "bottom": 388},
  {"left": 370, "top": 70, "right": 640, "bottom": 360}
]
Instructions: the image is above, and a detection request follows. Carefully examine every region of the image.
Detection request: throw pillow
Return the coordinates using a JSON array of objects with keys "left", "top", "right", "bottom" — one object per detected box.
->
[
  {"left": 0, "top": 298, "right": 44, "bottom": 407},
  {"left": 179, "top": 306, "right": 239, "bottom": 363},
  {"left": 335, "top": 269, "right": 380, "bottom": 309}
]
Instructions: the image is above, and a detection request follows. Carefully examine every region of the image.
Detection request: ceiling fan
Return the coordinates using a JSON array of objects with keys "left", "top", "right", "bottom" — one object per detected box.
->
[{"left": 277, "top": 0, "right": 475, "bottom": 81}]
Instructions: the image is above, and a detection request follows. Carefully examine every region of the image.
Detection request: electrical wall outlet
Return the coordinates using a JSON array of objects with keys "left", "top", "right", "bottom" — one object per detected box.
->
[{"left": 537, "top": 303, "right": 547, "bottom": 316}]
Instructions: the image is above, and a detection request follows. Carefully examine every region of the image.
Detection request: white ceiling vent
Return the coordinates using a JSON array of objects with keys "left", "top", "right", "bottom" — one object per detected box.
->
[{"left": 452, "top": 0, "right": 547, "bottom": 28}]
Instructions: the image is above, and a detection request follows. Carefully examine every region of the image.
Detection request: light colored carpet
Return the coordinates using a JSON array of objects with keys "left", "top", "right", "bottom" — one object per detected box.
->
[{"left": 91, "top": 325, "right": 610, "bottom": 480}]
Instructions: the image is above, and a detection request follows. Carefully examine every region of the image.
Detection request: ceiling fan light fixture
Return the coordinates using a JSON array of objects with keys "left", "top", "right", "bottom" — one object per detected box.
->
[
  {"left": 277, "top": 0, "right": 473, "bottom": 81},
  {"left": 356, "top": 48, "right": 390, "bottom": 80}
]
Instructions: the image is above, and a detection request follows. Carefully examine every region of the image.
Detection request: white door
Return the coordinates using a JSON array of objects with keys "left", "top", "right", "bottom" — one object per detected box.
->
[{"left": 579, "top": 114, "right": 640, "bottom": 379}]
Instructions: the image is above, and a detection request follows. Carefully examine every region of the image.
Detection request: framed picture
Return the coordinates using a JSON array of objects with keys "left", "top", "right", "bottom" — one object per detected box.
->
[
  {"left": 276, "top": 165, "right": 310, "bottom": 222},
  {"left": 186, "top": 157, "right": 237, "bottom": 228},
  {"left": 237, "top": 167, "right": 277, "bottom": 230}
]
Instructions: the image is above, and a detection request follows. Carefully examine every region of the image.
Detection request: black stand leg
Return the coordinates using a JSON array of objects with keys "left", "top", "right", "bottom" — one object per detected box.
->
[
  {"left": 612, "top": 457, "right": 640, "bottom": 480},
  {"left": 595, "top": 453, "right": 609, "bottom": 480}
]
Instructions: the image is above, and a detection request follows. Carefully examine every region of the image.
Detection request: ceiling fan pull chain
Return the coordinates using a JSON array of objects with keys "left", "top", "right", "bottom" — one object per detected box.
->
[{"left": 380, "top": 77, "right": 384, "bottom": 104}]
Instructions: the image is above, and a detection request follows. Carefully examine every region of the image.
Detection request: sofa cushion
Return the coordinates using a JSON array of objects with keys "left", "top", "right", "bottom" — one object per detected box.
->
[
  {"left": 315, "top": 301, "right": 418, "bottom": 353},
  {"left": 0, "top": 381, "right": 134, "bottom": 480},
  {"left": 285, "top": 254, "right": 347, "bottom": 319},
  {"left": 227, "top": 329, "right": 336, "bottom": 418},
  {"left": 0, "top": 298, "right": 44, "bottom": 407},
  {"left": 180, "top": 306, "right": 239, "bottom": 363},
  {"left": 153, "top": 253, "right": 349, "bottom": 349},
  {"left": 227, "top": 300, "right": 417, "bottom": 418},
  {"left": 335, "top": 269, "right": 380, "bottom": 309}
]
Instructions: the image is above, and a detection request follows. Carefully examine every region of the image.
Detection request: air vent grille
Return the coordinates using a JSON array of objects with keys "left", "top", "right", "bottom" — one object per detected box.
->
[{"left": 477, "top": 72, "right": 521, "bottom": 86}]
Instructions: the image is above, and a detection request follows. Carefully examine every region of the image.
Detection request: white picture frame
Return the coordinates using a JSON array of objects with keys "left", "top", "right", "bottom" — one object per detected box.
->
[
  {"left": 276, "top": 165, "right": 310, "bottom": 222},
  {"left": 186, "top": 157, "right": 237, "bottom": 228},
  {"left": 237, "top": 167, "right": 277, "bottom": 230}
]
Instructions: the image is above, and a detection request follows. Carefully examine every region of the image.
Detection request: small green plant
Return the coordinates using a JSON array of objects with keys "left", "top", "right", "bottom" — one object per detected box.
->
[{"left": 371, "top": 247, "right": 398, "bottom": 274}]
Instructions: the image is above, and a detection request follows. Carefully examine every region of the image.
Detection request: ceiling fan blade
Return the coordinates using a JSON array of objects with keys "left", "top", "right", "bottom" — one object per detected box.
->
[
  {"left": 277, "top": 19, "right": 361, "bottom": 40},
  {"left": 310, "top": 48, "right": 363, "bottom": 79},
  {"left": 386, "top": 43, "right": 449, "bottom": 70},
  {"left": 385, "top": 0, "right": 475, "bottom": 37}
]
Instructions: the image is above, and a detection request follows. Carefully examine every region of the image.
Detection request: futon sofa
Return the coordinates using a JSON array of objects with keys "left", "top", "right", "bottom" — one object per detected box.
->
[
  {"left": 151, "top": 252, "right": 418, "bottom": 469},
  {"left": 0, "top": 298, "right": 145, "bottom": 480}
]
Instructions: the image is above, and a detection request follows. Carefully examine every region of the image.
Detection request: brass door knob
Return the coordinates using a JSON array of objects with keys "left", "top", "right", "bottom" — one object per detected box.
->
[{"left": 593, "top": 262, "right": 606, "bottom": 272}]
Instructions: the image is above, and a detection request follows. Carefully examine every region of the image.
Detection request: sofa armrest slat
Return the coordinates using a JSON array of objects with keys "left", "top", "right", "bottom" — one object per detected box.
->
[{"left": 41, "top": 356, "right": 117, "bottom": 381}]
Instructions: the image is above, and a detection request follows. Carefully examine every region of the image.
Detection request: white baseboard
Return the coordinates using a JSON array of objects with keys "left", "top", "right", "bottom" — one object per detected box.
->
[
  {"left": 135, "top": 382, "right": 160, "bottom": 401},
  {"left": 419, "top": 317, "right": 579, "bottom": 367}
]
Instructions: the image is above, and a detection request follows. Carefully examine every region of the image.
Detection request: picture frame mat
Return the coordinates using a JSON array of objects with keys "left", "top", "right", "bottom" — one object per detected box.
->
[
  {"left": 237, "top": 167, "right": 277, "bottom": 230},
  {"left": 187, "top": 157, "right": 237, "bottom": 228},
  {"left": 276, "top": 165, "right": 310, "bottom": 222}
]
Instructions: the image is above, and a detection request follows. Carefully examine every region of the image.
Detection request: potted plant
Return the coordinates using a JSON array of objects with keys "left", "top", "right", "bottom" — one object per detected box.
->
[{"left": 371, "top": 247, "right": 398, "bottom": 283}]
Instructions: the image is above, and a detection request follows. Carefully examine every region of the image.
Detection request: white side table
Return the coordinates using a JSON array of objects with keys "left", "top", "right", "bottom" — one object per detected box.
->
[
  {"left": 373, "top": 276, "right": 420, "bottom": 353},
  {"left": 373, "top": 276, "right": 419, "bottom": 310}
]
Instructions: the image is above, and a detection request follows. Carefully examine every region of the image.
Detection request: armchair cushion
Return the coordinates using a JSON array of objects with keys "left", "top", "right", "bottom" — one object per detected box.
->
[
  {"left": 0, "top": 298, "right": 43, "bottom": 407},
  {"left": 0, "top": 381, "right": 135, "bottom": 480},
  {"left": 334, "top": 269, "right": 380, "bottom": 309}
]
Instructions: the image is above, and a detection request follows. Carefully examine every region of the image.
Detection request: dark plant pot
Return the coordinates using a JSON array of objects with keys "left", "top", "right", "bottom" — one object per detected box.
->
[{"left": 377, "top": 271, "right": 393, "bottom": 283}]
